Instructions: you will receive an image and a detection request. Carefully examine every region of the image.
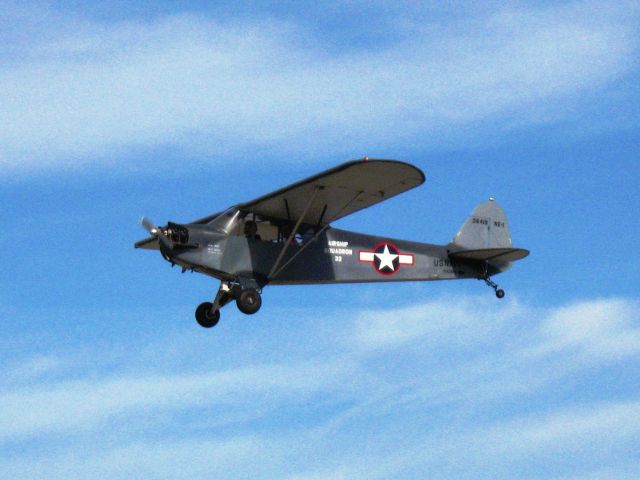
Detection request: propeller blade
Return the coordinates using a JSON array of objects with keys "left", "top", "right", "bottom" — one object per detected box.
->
[
  {"left": 140, "top": 216, "right": 159, "bottom": 236},
  {"left": 139, "top": 216, "right": 174, "bottom": 255}
]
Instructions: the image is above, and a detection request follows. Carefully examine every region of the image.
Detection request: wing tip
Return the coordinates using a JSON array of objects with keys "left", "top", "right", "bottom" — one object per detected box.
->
[{"left": 354, "top": 158, "right": 426, "bottom": 184}]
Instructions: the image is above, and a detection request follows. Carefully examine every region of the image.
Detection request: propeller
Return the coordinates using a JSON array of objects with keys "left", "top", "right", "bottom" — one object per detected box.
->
[
  {"left": 139, "top": 216, "right": 172, "bottom": 252},
  {"left": 140, "top": 216, "right": 160, "bottom": 236}
]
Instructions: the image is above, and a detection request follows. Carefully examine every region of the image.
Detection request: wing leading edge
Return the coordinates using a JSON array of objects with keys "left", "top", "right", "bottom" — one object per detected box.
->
[
  {"left": 140, "top": 159, "right": 425, "bottom": 247},
  {"left": 234, "top": 159, "right": 425, "bottom": 226}
]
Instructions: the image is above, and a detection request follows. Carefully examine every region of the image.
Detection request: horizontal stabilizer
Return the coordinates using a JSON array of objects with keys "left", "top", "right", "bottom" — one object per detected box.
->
[{"left": 449, "top": 247, "right": 529, "bottom": 263}]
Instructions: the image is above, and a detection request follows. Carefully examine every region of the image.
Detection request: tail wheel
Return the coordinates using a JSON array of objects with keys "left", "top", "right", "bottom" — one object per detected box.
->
[
  {"left": 236, "top": 289, "right": 262, "bottom": 315},
  {"left": 495, "top": 289, "right": 505, "bottom": 299},
  {"left": 195, "top": 302, "right": 220, "bottom": 328}
]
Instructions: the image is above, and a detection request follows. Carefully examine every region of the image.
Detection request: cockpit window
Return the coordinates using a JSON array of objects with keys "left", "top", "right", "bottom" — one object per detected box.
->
[
  {"left": 206, "top": 209, "right": 316, "bottom": 242},
  {"left": 207, "top": 208, "right": 243, "bottom": 235}
]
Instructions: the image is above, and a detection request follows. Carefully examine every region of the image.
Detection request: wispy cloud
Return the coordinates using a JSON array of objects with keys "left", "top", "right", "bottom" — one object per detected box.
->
[
  {"left": 0, "top": 359, "right": 357, "bottom": 441},
  {"left": 1, "top": 295, "right": 639, "bottom": 478},
  {"left": 353, "top": 295, "right": 640, "bottom": 364},
  {"left": 374, "top": 399, "right": 640, "bottom": 479},
  {"left": 2, "top": 436, "right": 276, "bottom": 480},
  {"left": 351, "top": 295, "right": 524, "bottom": 351},
  {"left": 0, "top": 1, "right": 637, "bottom": 173},
  {"left": 534, "top": 298, "right": 640, "bottom": 361}
]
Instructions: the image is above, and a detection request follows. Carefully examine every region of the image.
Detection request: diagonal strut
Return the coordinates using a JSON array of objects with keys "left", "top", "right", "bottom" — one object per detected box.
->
[
  {"left": 268, "top": 190, "right": 363, "bottom": 280},
  {"left": 268, "top": 187, "right": 321, "bottom": 279}
]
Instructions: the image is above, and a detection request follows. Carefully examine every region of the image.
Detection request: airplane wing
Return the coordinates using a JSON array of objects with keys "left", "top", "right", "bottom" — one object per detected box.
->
[
  {"left": 138, "top": 159, "right": 424, "bottom": 249},
  {"left": 221, "top": 159, "right": 425, "bottom": 226}
]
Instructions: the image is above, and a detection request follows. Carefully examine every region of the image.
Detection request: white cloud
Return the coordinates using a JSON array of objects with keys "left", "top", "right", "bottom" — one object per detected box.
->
[
  {"left": 351, "top": 295, "right": 524, "bottom": 351},
  {"left": 0, "top": 1, "right": 637, "bottom": 172},
  {"left": 326, "top": 295, "right": 640, "bottom": 435},
  {"left": 352, "top": 296, "right": 640, "bottom": 363},
  {"left": 0, "top": 359, "right": 357, "bottom": 441},
  {"left": 476, "top": 400, "right": 640, "bottom": 456},
  {"left": 4, "top": 355, "right": 65, "bottom": 383},
  {"left": 552, "top": 462, "right": 640, "bottom": 480},
  {"left": 371, "top": 399, "right": 640, "bottom": 478},
  {"left": 5, "top": 399, "right": 637, "bottom": 480},
  {"left": 2, "top": 294, "right": 639, "bottom": 479},
  {"left": 2, "top": 436, "right": 276, "bottom": 480},
  {"left": 535, "top": 298, "right": 640, "bottom": 361},
  {"left": 3, "top": 296, "right": 639, "bottom": 444}
]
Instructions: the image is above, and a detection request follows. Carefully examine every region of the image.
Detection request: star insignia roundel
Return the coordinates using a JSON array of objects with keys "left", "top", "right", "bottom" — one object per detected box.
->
[{"left": 358, "top": 242, "right": 414, "bottom": 275}]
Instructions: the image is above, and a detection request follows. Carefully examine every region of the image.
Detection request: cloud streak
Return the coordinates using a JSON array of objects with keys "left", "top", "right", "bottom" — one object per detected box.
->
[
  {"left": 0, "top": 359, "right": 358, "bottom": 440},
  {"left": 1, "top": 295, "right": 639, "bottom": 479},
  {"left": 0, "top": 1, "right": 637, "bottom": 172}
]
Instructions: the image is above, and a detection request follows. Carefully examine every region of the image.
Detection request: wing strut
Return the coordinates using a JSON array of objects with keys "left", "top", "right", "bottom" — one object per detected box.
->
[
  {"left": 268, "top": 190, "right": 364, "bottom": 280},
  {"left": 268, "top": 187, "right": 322, "bottom": 279}
]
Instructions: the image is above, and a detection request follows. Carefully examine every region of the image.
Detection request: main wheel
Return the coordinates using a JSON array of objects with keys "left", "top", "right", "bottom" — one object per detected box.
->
[
  {"left": 495, "top": 289, "right": 505, "bottom": 299},
  {"left": 195, "top": 302, "right": 220, "bottom": 328},
  {"left": 236, "top": 289, "right": 262, "bottom": 315}
]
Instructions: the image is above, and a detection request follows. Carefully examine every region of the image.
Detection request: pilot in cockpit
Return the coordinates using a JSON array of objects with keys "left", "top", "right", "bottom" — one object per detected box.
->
[{"left": 243, "top": 220, "right": 261, "bottom": 240}]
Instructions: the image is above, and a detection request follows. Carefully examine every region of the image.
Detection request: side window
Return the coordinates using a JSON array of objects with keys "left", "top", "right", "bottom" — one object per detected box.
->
[
  {"left": 242, "top": 215, "right": 279, "bottom": 242},
  {"left": 295, "top": 228, "right": 315, "bottom": 246},
  {"left": 243, "top": 220, "right": 261, "bottom": 240}
]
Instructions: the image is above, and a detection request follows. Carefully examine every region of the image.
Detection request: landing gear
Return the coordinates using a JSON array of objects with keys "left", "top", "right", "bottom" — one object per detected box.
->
[
  {"left": 236, "top": 288, "right": 262, "bottom": 315},
  {"left": 483, "top": 276, "right": 505, "bottom": 299},
  {"left": 482, "top": 261, "right": 505, "bottom": 299},
  {"left": 195, "top": 302, "right": 220, "bottom": 328},
  {"left": 194, "top": 280, "right": 263, "bottom": 327}
]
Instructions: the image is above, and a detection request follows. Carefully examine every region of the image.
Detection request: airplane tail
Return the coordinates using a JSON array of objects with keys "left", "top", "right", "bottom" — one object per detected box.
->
[
  {"left": 449, "top": 198, "right": 529, "bottom": 265},
  {"left": 452, "top": 198, "right": 512, "bottom": 250}
]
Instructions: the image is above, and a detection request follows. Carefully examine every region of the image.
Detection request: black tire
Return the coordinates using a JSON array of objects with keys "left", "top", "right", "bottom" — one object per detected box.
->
[
  {"left": 236, "top": 289, "right": 262, "bottom": 315},
  {"left": 195, "top": 302, "right": 220, "bottom": 328},
  {"left": 495, "top": 289, "right": 505, "bottom": 299}
]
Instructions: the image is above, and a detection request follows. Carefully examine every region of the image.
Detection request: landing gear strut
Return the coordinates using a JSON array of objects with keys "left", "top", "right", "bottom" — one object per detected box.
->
[
  {"left": 482, "top": 261, "right": 505, "bottom": 299},
  {"left": 484, "top": 277, "right": 505, "bottom": 299}
]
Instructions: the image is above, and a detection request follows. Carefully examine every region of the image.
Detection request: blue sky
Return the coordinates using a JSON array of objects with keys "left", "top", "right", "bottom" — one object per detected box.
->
[{"left": 1, "top": 1, "right": 640, "bottom": 478}]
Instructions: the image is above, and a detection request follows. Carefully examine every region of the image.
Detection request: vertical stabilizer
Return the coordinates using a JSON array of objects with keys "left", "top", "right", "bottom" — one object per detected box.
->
[{"left": 452, "top": 199, "right": 512, "bottom": 249}]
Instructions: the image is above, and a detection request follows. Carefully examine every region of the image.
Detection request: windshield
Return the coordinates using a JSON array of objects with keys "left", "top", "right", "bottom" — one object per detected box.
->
[{"left": 207, "top": 208, "right": 243, "bottom": 234}]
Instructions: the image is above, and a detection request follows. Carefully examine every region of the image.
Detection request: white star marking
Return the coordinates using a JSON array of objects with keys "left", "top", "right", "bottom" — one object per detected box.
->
[{"left": 375, "top": 244, "right": 399, "bottom": 271}]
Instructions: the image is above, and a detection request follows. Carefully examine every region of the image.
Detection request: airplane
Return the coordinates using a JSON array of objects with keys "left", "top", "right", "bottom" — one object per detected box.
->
[{"left": 135, "top": 159, "right": 529, "bottom": 328}]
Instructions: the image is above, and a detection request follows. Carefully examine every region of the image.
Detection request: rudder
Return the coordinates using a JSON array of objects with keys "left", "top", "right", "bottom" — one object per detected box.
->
[{"left": 452, "top": 198, "right": 512, "bottom": 250}]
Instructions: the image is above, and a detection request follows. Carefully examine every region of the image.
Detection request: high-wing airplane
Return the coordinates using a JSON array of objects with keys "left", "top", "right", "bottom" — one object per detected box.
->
[{"left": 135, "top": 159, "right": 529, "bottom": 328}]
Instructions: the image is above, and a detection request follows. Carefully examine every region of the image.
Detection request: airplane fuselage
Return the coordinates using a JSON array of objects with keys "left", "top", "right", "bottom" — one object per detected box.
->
[{"left": 165, "top": 225, "right": 503, "bottom": 286}]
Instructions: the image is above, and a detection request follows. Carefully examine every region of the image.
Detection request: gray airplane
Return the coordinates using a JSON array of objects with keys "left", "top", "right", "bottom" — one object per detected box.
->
[{"left": 136, "top": 159, "right": 529, "bottom": 328}]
